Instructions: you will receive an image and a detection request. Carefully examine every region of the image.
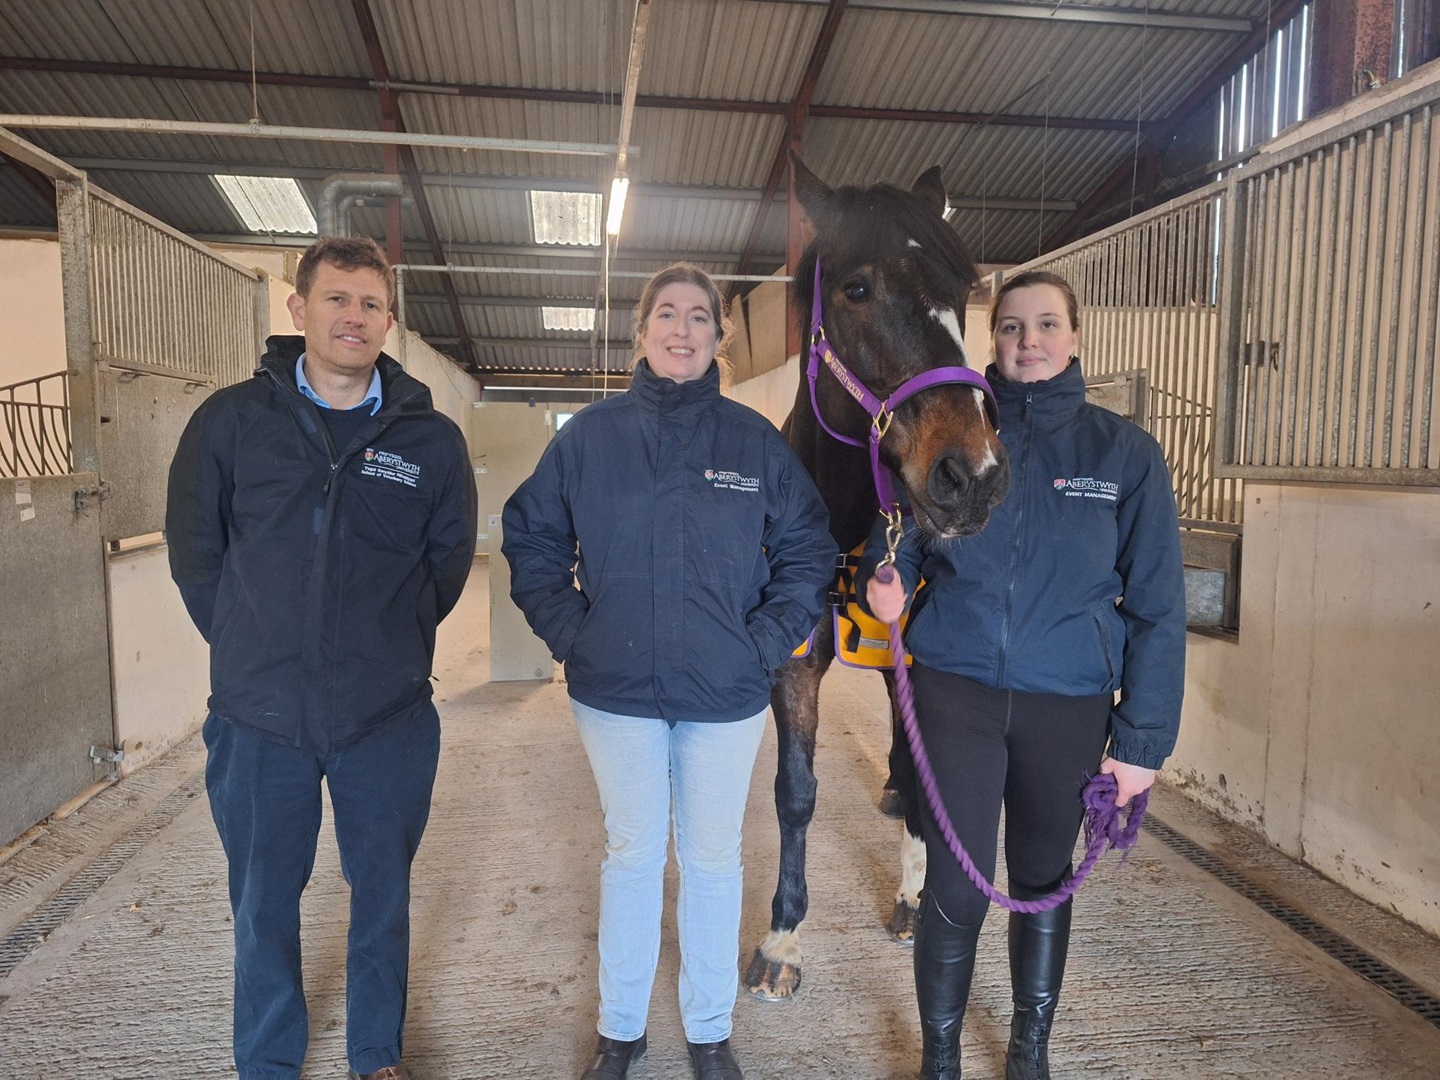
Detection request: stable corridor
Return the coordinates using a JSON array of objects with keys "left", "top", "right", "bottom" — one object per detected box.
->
[{"left": 1, "top": 565, "right": 1437, "bottom": 1079}]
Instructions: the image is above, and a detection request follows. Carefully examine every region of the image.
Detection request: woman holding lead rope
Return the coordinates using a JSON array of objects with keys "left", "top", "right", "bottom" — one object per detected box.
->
[{"left": 860, "top": 270, "right": 1187, "bottom": 1080}]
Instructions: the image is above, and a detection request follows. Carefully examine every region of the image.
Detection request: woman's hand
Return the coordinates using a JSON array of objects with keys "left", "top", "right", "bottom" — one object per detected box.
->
[
  {"left": 866, "top": 571, "right": 909, "bottom": 624},
  {"left": 1098, "top": 757, "right": 1156, "bottom": 807}
]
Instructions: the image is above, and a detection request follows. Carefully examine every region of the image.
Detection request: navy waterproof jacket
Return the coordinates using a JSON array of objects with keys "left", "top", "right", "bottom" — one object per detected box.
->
[
  {"left": 502, "top": 360, "right": 833, "bottom": 723},
  {"left": 166, "top": 336, "right": 477, "bottom": 753},
  {"left": 859, "top": 360, "right": 1185, "bottom": 769}
]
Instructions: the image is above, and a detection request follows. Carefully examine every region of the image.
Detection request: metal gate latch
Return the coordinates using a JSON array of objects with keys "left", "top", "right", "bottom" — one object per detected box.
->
[{"left": 89, "top": 742, "right": 125, "bottom": 766}]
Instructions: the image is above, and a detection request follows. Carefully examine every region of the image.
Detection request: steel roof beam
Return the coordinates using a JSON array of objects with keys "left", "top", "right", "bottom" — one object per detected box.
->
[
  {"left": 755, "top": 0, "right": 1252, "bottom": 32},
  {"left": 349, "top": 0, "right": 476, "bottom": 372},
  {"left": 62, "top": 156, "right": 1069, "bottom": 209},
  {"left": 733, "top": 0, "right": 849, "bottom": 291},
  {"left": 426, "top": 336, "right": 634, "bottom": 351},
  {"left": 0, "top": 56, "right": 1140, "bottom": 132}
]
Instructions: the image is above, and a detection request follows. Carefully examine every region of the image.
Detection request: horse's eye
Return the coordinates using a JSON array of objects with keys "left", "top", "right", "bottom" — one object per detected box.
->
[{"left": 843, "top": 280, "right": 870, "bottom": 303}]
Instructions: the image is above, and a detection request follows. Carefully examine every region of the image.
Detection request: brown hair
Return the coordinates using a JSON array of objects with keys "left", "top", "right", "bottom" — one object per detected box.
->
[
  {"left": 987, "top": 269, "right": 1080, "bottom": 334},
  {"left": 295, "top": 236, "right": 396, "bottom": 308},
  {"left": 632, "top": 263, "right": 734, "bottom": 382}
]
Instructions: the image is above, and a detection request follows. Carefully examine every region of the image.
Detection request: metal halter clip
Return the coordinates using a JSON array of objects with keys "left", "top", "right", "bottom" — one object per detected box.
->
[
  {"left": 881, "top": 505, "right": 905, "bottom": 567},
  {"left": 871, "top": 405, "right": 894, "bottom": 440}
]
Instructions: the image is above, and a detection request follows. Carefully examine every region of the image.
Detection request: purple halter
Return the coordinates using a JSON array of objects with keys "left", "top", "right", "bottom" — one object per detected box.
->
[{"left": 805, "top": 258, "right": 998, "bottom": 517}]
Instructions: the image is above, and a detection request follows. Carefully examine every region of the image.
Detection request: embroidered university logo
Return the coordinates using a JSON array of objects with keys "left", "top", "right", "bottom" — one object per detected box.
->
[
  {"left": 1053, "top": 476, "right": 1118, "bottom": 501},
  {"left": 360, "top": 448, "right": 421, "bottom": 488},
  {"left": 705, "top": 467, "right": 760, "bottom": 493}
]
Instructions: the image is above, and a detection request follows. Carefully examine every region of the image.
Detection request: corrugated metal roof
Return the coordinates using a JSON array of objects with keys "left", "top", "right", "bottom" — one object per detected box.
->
[
  {"left": 641, "top": 0, "right": 819, "bottom": 101},
  {"left": 374, "top": 0, "right": 631, "bottom": 90},
  {"left": 0, "top": 165, "right": 55, "bottom": 228},
  {"left": 0, "top": 0, "right": 1300, "bottom": 373}
]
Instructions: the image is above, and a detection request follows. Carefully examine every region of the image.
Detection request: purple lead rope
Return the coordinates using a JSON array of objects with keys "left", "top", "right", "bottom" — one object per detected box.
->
[{"left": 875, "top": 566, "right": 1147, "bottom": 913}]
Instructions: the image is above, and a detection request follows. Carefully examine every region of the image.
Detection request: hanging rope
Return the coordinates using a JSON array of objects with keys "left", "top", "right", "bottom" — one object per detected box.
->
[
  {"left": 876, "top": 565, "right": 1148, "bottom": 913},
  {"left": 1128, "top": 0, "right": 1151, "bottom": 217},
  {"left": 248, "top": 0, "right": 260, "bottom": 125}
]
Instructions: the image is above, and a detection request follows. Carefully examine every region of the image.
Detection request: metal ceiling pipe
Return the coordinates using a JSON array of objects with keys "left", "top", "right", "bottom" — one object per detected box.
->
[
  {"left": 317, "top": 173, "right": 402, "bottom": 237},
  {"left": 0, "top": 115, "right": 627, "bottom": 157}
]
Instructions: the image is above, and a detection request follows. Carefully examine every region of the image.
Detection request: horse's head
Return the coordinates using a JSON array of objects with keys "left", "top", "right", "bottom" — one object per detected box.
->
[{"left": 792, "top": 154, "right": 1010, "bottom": 539}]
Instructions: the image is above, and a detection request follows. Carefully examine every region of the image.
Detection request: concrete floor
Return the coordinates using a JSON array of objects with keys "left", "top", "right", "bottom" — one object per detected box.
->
[{"left": 2, "top": 562, "right": 1439, "bottom": 1079}]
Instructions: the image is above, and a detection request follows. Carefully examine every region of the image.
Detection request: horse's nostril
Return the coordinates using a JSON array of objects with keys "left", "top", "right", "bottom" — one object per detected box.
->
[{"left": 928, "top": 451, "right": 971, "bottom": 501}]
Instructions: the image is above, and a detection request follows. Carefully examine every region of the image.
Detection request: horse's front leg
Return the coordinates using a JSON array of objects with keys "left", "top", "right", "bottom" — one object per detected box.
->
[
  {"left": 743, "top": 635, "right": 831, "bottom": 1001},
  {"left": 882, "top": 669, "right": 926, "bottom": 944}
]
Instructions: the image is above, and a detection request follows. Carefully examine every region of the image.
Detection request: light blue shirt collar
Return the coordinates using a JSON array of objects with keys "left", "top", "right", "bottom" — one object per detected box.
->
[{"left": 295, "top": 355, "right": 383, "bottom": 416}]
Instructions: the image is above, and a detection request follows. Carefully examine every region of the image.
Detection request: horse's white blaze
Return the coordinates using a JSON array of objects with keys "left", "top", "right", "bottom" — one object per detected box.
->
[
  {"left": 896, "top": 827, "right": 927, "bottom": 907},
  {"left": 974, "top": 395, "right": 1000, "bottom": 469},
  {"left": 759, "top": 927, "right": 803, "bottom": 965},
  {"left": 929, "top": 305, "right": 970, "bottom": 363},
  {"left": 907, "top": 237, "right": 923, "bottom": 248}
]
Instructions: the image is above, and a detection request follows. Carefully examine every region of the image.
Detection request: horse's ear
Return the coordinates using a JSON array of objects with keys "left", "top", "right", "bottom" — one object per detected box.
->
[
  {"left": 912, "top": 165, "right": 949, "bottom": 217},
  {"left": 790, "top": 151, "right": 834, "bottom": 229}
]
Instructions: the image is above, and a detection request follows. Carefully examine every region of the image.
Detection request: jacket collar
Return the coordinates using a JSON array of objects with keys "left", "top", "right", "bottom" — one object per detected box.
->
[
  {"left": 258, "top": 335, "right": 433, "bottom": 417},
  {"left": 628, "top": 357, "right": 721, "bottom": 419},
  {"left": 987, "top": 357, "right": 1086, "bottom": 429}
]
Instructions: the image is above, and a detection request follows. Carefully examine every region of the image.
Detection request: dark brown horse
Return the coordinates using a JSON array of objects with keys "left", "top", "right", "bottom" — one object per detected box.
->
[{"left": 743, "top": 156, "right": 1010, "bottom": 999}]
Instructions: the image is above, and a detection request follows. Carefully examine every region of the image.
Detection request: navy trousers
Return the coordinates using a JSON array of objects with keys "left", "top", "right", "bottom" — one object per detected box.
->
[{"left": 203, "top": 706, "right": 441, "bottom": 1079}]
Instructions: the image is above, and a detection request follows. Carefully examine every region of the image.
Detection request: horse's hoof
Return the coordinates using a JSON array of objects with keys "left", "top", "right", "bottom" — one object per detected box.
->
[
  {"left": 878, "top": 787, "right": 907, "bottom": 819},
  {"left": 886, "top": 899, "right": 919, "bottom": 944},
  {"left": 743, "top": 948, "right": 802, "bottom": 1000}
]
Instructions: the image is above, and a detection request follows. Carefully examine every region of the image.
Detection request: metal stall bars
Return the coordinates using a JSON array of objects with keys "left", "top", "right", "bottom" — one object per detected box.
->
[
  {"left": 0, "top": 372, "right": 70, "bottom": 478},
  {"left": 85, "top": 183, "right": 266, "bottom": 542},
  {"left": 1219, "top": 78, "right": 1440, "bottom": 486}
]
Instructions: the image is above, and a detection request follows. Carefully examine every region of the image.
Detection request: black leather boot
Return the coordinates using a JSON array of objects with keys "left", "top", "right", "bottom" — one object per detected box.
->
[
  {"left": 914, "top": 891, "right": 984, "bottom": 1080},
  {"left": 1005, "top": 889, "right": 1073, "bottom": 1080}
]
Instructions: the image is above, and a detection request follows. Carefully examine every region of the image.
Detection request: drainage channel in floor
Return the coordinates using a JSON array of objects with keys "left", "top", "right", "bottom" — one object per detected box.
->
[
  {"left": 1144, "top": 814, "right": 1440, "bottom": 1030},
  {"left": 0, "top": 772, "right": 206, "bottom": 981}
]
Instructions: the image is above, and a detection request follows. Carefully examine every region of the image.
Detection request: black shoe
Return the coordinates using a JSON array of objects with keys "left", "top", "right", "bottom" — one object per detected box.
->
[
  {"left": 687, "top": 1038, "right": 743, "bottom": 1079},
  {"left": 581, "top": 1033, "right": 647, "bottom": 1079}
]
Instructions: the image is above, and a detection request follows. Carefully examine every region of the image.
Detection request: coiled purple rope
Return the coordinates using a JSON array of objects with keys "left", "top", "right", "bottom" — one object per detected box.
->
[{"left": 876, "top": 565, "right": 1147, "bottom": 913}]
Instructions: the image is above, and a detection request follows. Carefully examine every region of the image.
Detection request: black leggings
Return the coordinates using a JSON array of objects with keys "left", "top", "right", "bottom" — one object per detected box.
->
[{"left": 910, "top": 662, "right": 1112, "bottom": 924}]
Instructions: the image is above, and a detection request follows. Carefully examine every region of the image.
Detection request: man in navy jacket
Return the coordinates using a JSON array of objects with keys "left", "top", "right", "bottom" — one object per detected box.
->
[{"left": 167, "top": 236, "right": 476, "bottom": 1080}]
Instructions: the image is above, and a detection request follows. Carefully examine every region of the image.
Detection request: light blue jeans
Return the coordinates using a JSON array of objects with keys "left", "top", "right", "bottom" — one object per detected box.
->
[{"left": 572, "top": 700, "right": 768, "bottom": 1045}]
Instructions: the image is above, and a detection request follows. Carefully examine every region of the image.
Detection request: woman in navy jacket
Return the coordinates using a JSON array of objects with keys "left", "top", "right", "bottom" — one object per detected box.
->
[
  {"left": 863, "top": 270, "right": 1186, "bottom": 1080},
  {"left": 502, "top": 264, "right": 833, "bottom": 1080}
]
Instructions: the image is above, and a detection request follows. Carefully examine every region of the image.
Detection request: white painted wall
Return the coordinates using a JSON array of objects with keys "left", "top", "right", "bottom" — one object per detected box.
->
[
  {"left": 1170, "top": 482, "right": 1440, "bottom": 934},
  {"left": 0, "top": 237, "right": 65, "bottom": 387},
  {"left": 726, "top": 355, "right": 799, "bottom": 430},
  {"left": 107, "top": 543, "right": 209, "bottom": 777}
]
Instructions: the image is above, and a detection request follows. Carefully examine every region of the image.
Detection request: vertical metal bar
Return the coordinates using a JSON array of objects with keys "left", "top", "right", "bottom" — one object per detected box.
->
[
  {"left": 1345, "top": 131, "right": 1373, "bottom": 468},
  {"left": 1216, "top": 174, "right": 1249, "bottom": 477},
  {"left": 1423, "top": 107, "right": 1440, "bottom": 469},
  {"left": 1384, "top": 113, "right": 1413, "bottom": 467},
  {"left": 1362, "top": 124, "right": 1393, "bottom": 467},
  {"left": 1250, "top": 172, "right": 1275, "bottom": 465},
  {"left": 1282, "top": 155, "right": 1307, "bottom": 466},
  {"left": 1400, "top": 106, "right": 1430, "bottom": 469},
  {"left": 1313, "top": 145, "right": 1337, "bottom": 467}
]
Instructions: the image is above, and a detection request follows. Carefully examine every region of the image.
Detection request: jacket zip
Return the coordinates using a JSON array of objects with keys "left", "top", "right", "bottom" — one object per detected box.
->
[
  {"left": 997, "top": 390, "right": 1034, "bottom": 688},
  {"left": 264, "top": 365, "right": 411, "bottom": 749}
]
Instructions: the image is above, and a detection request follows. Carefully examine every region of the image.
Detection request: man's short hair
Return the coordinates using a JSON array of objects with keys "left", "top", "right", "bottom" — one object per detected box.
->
[{"left": 295, "top": 236, "right": 396, "bottom": 308}]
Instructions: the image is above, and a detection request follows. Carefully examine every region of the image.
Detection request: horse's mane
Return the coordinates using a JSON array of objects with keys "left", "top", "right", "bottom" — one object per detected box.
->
[{"left": 792, "top": 179, "right": 981, "bottom": 325}]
